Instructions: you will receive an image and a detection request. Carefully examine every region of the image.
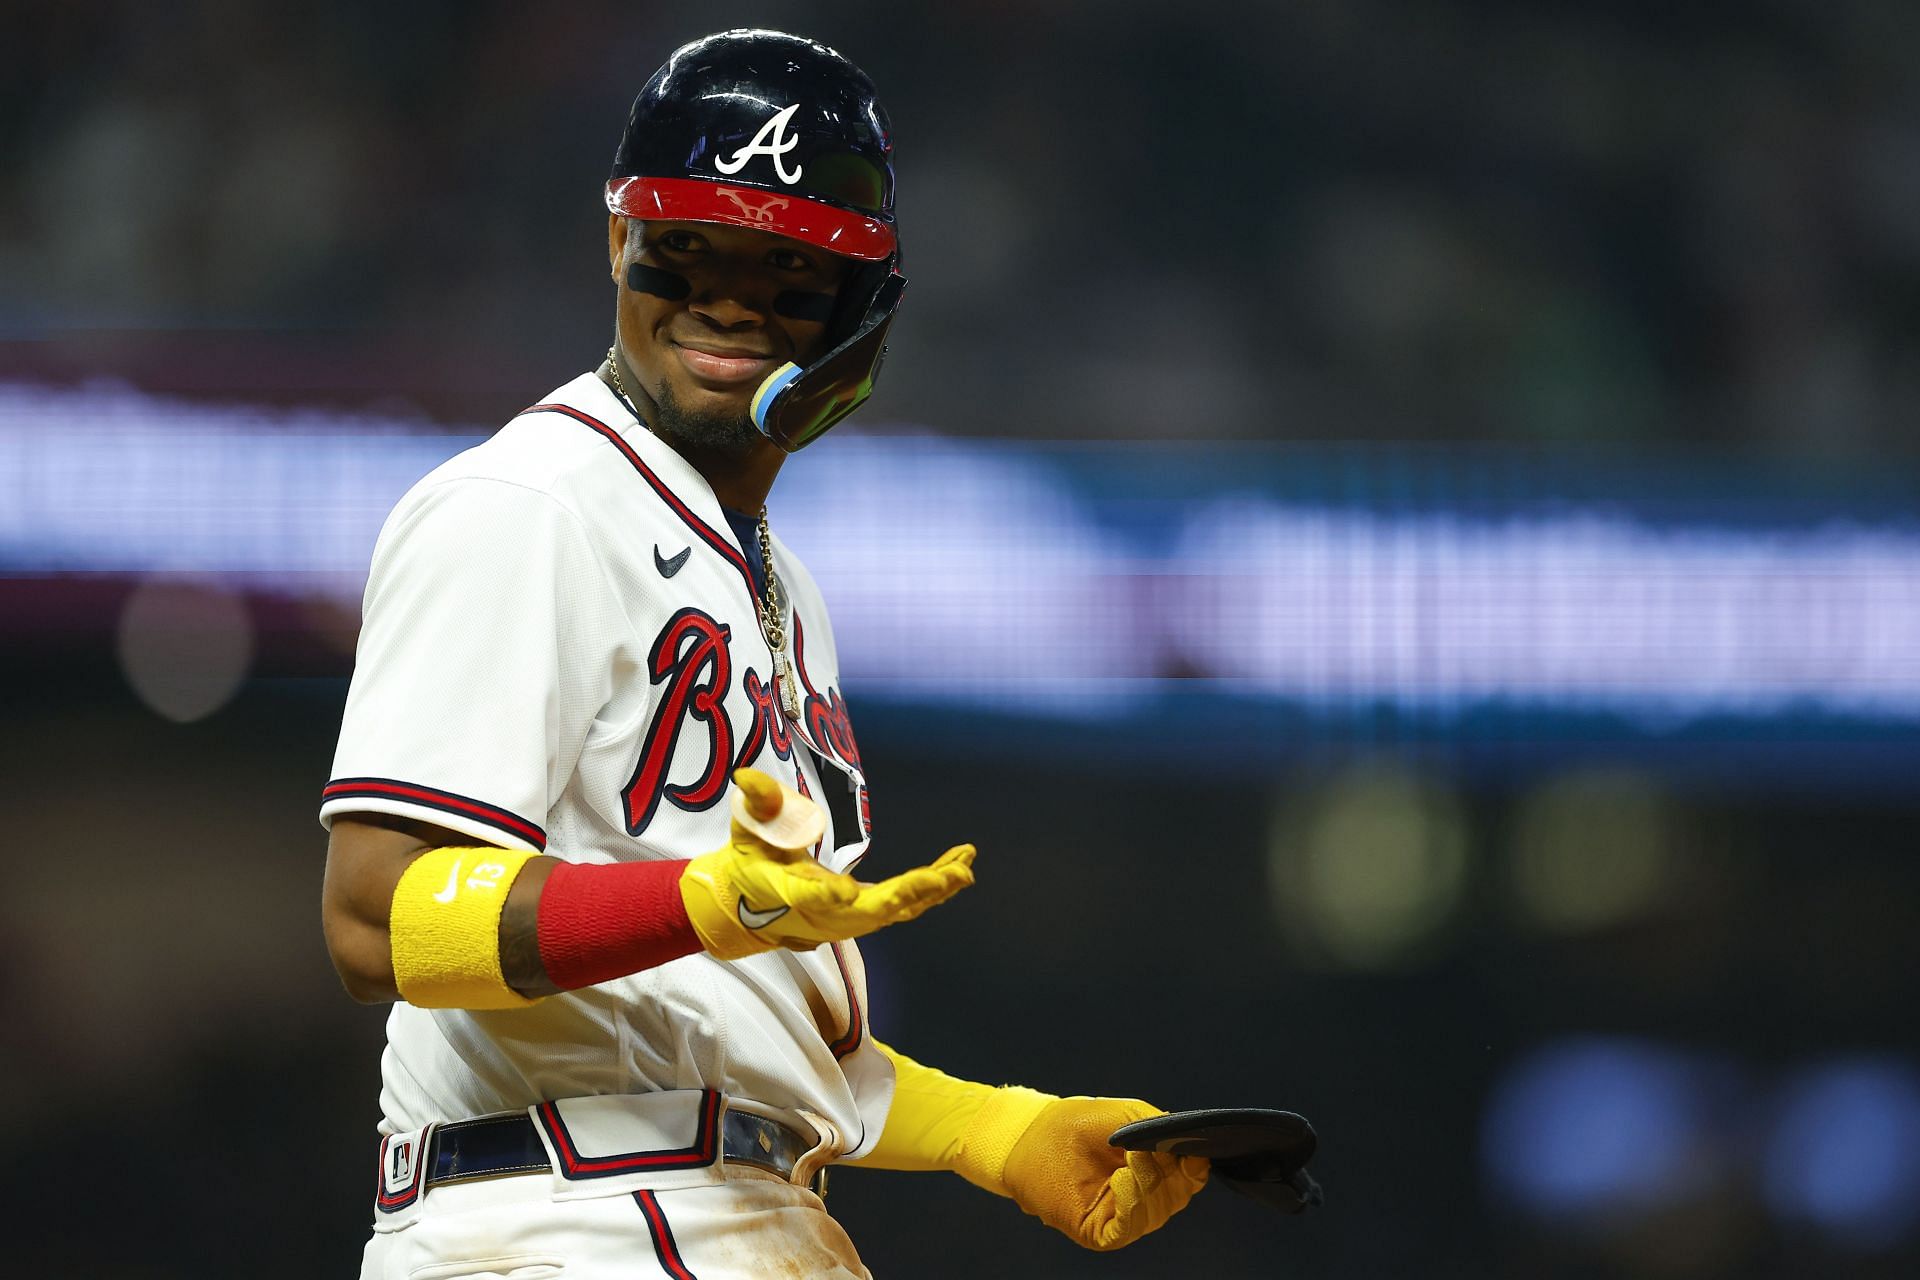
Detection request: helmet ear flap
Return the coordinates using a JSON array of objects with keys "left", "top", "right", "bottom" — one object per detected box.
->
[
  {"left": 751, "top": 269, "right": 906, "bottom": 451},
  {"left": 827, "top": 259, "right": 895, "bottom": 349}
]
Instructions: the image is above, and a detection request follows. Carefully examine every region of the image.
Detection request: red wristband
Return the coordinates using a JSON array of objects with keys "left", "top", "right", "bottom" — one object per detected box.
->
[{"left": 536, "top": 859, "right": 702, "bottom": 989}]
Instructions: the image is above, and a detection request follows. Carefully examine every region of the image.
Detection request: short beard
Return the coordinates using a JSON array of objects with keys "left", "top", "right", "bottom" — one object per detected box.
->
[{"left": 652, "top": 381, "right": 759, "bottom": 457}]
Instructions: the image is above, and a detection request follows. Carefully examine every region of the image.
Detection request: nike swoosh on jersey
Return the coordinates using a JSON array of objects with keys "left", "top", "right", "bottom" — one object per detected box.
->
[
  {"left": 654, "top": 545, "right": 692, "bottom": 577},
  {"left": 432, "top": 859, "right": 463, "bottom": 904},
  {"left": 737, "top": 898, "right": 791, "bottom": 930}
]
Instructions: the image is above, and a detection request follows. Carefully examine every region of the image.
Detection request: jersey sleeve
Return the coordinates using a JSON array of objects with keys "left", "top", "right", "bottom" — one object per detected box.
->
[{"left": 320, "top": 476, "right": 625, "bottom": 851}]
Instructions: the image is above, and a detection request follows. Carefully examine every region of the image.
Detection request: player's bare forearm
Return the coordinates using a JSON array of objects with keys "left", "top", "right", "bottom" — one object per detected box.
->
[
  {"left": 322, "top": 814, "right": 430, "bottom": 1001},
  {"left": 498, "top": 856, "right": 563, "bottom": 998},
  {"left": 321, "top": 811, "right": 560, "bottom": 1002}
]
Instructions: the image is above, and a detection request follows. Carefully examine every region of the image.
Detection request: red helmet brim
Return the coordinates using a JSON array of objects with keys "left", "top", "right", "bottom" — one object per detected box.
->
[{"left": 605, "top": 176, "right": 896, "bottom": 262}]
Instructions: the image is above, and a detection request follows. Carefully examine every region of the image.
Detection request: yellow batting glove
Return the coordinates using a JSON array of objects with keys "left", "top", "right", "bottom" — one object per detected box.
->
[
  {"left": 956, "top": 1090, "right": 1210, "bottom": 1252},
  {"left": 680, "top": 768, "right": 976, "bottom": 960}
]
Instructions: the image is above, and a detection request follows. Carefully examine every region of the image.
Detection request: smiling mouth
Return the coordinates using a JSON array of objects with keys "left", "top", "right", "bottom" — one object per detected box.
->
[{"left": 673, "top": 342, "right": 777, "bottom": 387}]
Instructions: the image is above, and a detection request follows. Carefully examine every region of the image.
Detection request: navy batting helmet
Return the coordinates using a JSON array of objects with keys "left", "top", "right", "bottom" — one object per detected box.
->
[{"left": 607, "top": 29, "right": 906, "bottom": 451}]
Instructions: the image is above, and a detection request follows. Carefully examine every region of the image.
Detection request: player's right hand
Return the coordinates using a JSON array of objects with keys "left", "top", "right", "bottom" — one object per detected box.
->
[
  {"left": 679, "top": 768, "right": 976, "bottom": 960},
  {"left": 955, "top": 1091, "right": 1210, "bottom": 1252}
]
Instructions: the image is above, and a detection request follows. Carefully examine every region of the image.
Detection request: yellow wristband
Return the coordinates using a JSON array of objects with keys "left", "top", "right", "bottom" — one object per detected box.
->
[{"left": 390, "top": 846, "right": 542, "bottom": 1010}]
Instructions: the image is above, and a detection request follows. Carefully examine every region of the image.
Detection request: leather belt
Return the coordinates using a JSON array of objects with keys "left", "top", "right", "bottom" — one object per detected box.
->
[{"left": 421, "top": 1107, "right": 826, "bottom": 1195}]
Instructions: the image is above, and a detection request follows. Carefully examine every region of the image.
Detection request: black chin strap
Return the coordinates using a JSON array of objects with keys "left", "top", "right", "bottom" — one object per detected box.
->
[{"left": 751, "top": 270, "right": 906, "bottom": 451}]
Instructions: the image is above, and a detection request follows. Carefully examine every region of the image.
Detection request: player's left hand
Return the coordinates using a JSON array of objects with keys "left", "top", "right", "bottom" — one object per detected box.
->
[
  {"left": 680, "top": 768, "right": 977, "bottom": 960},
  {"left": 984, "top": 1095, "right": 1211, "bottom": 1251}
]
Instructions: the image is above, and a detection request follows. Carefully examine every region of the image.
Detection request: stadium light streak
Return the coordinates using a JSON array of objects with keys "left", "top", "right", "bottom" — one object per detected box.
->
[{"left": 4, "top": 380, "right": 1918, "bottom": 733}]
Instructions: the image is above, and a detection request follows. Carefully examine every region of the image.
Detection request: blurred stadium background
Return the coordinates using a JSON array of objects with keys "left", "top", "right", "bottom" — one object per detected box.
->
[{"left": 5, "top": 1, "right": 1919, "bottom": 1275}]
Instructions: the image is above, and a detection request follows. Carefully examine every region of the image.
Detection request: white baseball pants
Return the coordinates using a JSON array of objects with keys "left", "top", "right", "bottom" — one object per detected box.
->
[{"left": 358, "top": 1166, "right": 872, "bottom": 1280}]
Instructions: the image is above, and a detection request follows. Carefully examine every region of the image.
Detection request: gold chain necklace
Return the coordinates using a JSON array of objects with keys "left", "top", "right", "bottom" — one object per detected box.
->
[
  {"left": 755, "top": 508, "right": 804, "bottom": 722},
  {"left": 605, "top": 345, "right": 636, "bottom": 414},
  {"left": 607, "top": 346, "right": 802, "bottom": 722}
]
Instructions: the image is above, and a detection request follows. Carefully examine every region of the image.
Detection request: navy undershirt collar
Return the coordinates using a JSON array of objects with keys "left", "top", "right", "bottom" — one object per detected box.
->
[{"left": 721, "top": 507, "right": 768, "bottom": 598}]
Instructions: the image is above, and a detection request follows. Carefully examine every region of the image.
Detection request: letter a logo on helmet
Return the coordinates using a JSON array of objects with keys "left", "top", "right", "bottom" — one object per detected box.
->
[{"left": 715, "top": 103, "right": 805, "bottom": 184}]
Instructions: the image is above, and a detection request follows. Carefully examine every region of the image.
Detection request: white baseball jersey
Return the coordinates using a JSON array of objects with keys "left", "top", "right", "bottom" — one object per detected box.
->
[{"left": 321, "top": 371, "right": 893, "bottom": 1160}]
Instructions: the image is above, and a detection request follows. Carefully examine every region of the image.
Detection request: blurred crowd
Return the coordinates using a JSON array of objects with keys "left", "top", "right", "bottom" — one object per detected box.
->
[{"left": 6, "top": 0, "right": 1918, "bottom": 453}]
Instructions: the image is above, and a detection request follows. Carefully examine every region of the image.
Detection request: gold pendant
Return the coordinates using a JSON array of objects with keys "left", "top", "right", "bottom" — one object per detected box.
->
[{"left": 774, "top": 649, "right": 804, "bottom": 721}]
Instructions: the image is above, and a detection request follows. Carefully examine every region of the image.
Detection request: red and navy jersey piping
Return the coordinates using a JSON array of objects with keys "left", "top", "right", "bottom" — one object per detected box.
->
[
  {"left": 634, "top": 1190, "right": 699, "bottom": 1279},
  {"left": 323, "top": 777, "right": 547, "bottom": 850},
  {"left": 519, "top": 402, "right": 760, "bottom": 614},
  {"left": 826, "top": 942, "right": 864, "bottom": 1060}
]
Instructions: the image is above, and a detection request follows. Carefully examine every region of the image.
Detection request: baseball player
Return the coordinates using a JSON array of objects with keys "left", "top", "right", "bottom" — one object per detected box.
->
[{"left": 320, "top": 30, "right": 1207, "bottom": 1278}]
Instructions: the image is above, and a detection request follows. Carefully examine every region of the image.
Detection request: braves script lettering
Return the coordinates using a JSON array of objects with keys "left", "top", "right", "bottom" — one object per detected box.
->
[
  {"left": 623, "top": 608, "right": 735, "bottom": 834},
  {"left": 622, "top": 609, "right": 861, "bottom": 838},
  {"left": 734, "top": 667, "right": 796, "bottom": 771},
  {"left": 791, "top": 609, "right": 863, "bottom": 770}
]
